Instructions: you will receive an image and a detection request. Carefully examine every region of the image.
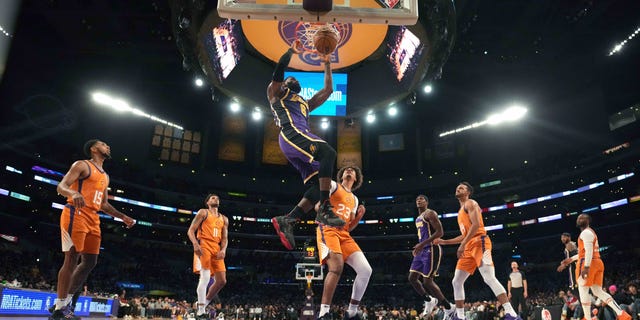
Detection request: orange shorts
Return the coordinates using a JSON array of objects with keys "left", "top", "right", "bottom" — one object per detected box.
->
[
  {"left": 455, "top": 235, "right": 493, "bottom": 274},
  {"left": 193, "top": 241, "right": 226, "bottom": 274},
  {"left": 60, "top": 205, "right": 101, "bottom": 254},
  {"left": 316, "top": 226, "right": 361, "bottom": 264},
  {"left": 576, "top": 258, "right": 604, "bottom": 287}
]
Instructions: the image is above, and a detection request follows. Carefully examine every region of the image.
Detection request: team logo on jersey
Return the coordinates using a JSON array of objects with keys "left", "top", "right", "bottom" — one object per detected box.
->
[
  {"left": 277, "top": 22, "right": 352, "bottom": 66},
  {"left": 309, "top": 143, "right": 317, "bottom": 155}
]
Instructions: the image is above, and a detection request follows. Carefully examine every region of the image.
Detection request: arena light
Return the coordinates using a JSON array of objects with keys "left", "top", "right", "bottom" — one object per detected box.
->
[
  {"left": 229, "top": 101, "right": 241, "bottom": 113},
  {"left": 0, "top": 25, "right": 11, "bottom": 37},
  {"left": 423, "top": 84, "right": 433, "bottom": 94},
  {"left": 320, "top": 118, "right": 330, "bottom": 130},
  {"left": 194, "top": 78, "right": 204, "bottom": 87},
  {"left": 251, "top": 107, "right": 263, "bottom": 121},
  {"left": 91, "top": 92, "right": 183, "bottom": 130},
  {"left": 365, "top": 111, "right": 376, "bottom": 124},
  {"left": 388, "top": 106, "right": 398, "bottom": 117},
  {"left": 440, "top": 105, "right": 528, "bottom": 137},
  {"left": 5, "top": 166, "right": 22, "bottom": 174},
  {"left": 608, "top": 26, "right": 640, "bottom": 56}
]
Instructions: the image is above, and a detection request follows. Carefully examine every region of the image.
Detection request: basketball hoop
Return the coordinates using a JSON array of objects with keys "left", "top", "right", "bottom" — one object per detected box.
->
[{"left": 305, "top": 273, "right": 313, "bottom": 288}]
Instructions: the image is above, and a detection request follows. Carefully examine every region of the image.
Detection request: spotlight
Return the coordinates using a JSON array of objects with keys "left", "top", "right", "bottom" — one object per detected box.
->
[
  {"left": 194, "top": 78, "right": 204, "bottom": 87},
  {"left": 320, "top": 118, "right": 330, "bottom": 130},
  {"left": 229, "top": 102, "right": 241, "bottom": 113},
  {"left": 365, "top": 112, "right": 376, "bottom": 123},
  {"left": 252, "top": 107, "right": 262, "bottom": 121},
  {"left": 388, "top": 106, "right": 398, "bottom": 117},
  {"left": 423, "top": 84, "right": 433, "bottom": 94}
]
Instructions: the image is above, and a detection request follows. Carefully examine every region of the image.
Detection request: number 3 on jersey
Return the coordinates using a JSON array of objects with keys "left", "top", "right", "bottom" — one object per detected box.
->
[{"left": 93, "top": 190, "right": 104, "bottom": 207}]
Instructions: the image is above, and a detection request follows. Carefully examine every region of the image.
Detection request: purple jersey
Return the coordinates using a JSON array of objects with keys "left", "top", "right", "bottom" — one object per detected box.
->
[
  {"left": 416, "top": 213, "right": 433, "bottom": 244},
  {"left": 409, "top": 211, "right": 442, "bottom": 278},
  {"left": 270, "top": 88, "right": 311, "bottom": 131}
]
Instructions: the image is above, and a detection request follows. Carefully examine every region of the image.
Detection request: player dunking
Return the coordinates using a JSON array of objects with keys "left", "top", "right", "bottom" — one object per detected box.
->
[
  {"left": 434, "top": 182, "right": 521, "bottom": 320},
  {"left": 558, "top": 214, "right": 631, "bottom": 320},
  {"left": 188, "top": 194, "right": 229, "bottom": 320},
  {"left": 269, "top": 40, "right": 345, "bottom": 251},
  {"left": 408, "top": 195, "right": 454, "bottom": 318},
  {"left": 52, "top": 139, "right": 135, "bottom": 320},
  {"left": 316, "top": 166, "right": 371, "bottom": 320}
]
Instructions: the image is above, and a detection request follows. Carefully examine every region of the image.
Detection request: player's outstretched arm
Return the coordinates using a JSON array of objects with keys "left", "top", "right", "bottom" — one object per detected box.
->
[
  {"left": 101, "top": 187, "right": 135, "bottom": 228},
  {"left": 268, "top": 40, "right": 303, "bottom": 104},
  {"left": 308, "top": 54, "right": 333, "bottom": 111}
]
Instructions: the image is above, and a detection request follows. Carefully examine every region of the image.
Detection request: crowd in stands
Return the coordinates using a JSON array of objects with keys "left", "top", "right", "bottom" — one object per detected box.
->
[{"left": 2, "top": 225, "right": 639, "bottom": 320}]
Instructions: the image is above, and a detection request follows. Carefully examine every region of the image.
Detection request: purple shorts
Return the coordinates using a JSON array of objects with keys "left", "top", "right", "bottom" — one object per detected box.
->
[
  {"left": 278, "top": 127, "right": 323, "bottom": 183},
  {"left": 409, "top": 244, "right": 442, "bottom": 278}
]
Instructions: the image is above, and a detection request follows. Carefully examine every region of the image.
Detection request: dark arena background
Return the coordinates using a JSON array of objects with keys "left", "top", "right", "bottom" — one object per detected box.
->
[{"left": 0, "top": 0, "right": 639, "bottom": 319}]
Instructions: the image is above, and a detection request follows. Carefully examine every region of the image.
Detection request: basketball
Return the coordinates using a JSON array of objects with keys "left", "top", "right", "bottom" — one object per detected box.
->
[{"left": 313, "top": 26, "right": 340, "bottom": 55}]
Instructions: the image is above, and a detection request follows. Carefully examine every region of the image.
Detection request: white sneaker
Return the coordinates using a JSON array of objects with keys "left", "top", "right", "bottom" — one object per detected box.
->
[
  {"left": 421, "top": 297, "right": 438, "bottom": 317},
  {"left": 443, "top": 304, "right": 455, "bottom": 320}
]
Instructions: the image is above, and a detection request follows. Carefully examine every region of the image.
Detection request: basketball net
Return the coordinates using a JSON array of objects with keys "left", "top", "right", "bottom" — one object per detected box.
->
[
  {"left": 305, "top": 274, "right": 313, "bottom": 288},
  {"left": 293, "top": 22, "right": 342, "bottom": 53}
]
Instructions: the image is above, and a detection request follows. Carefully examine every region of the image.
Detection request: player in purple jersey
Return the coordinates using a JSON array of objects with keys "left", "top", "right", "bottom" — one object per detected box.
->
[
  {"left": 269, "top": 39, "right": 345, "bottom": 251},
  {"left": 409, "top": 195, "right": 454, "bottom": 318}
]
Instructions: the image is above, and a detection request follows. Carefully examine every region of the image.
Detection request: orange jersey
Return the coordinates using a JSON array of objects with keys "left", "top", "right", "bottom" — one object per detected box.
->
[
  {"left": 327, "top": 181, "right": 359, "bottom": 232},
  {"left": 196, "top": 210, "right": 225, "bottom": 246},
  {"left": 66, "top": 160, "right": 108, "bottom": 224},
  {"left": 578, "top": 227, "right": 600, "bottom": 261},
  {"left": 457, "top": 204, "right": 486, "bottom": 241}
]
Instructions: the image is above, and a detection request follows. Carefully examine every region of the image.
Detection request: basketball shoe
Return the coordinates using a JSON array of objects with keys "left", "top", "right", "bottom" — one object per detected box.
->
[
  {"left": 316, "top": 200, "right": 346, "bottom": 227},
  {"left": 272, "top": 216, "right": 296, "bottom": 250}
]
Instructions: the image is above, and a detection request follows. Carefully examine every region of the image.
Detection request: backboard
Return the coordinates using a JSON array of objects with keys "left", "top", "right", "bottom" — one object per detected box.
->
[
  {"left": 217, "top": 0, "right": 419, "bottom": 25},
  {"left": 295, "top": 263, "right": 324, "bottom": 281}
]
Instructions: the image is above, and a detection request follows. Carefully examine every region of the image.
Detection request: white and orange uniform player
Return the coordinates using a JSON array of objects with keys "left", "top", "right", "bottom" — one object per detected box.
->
[
  {"left": 316, "top": 166, "right": 372, "bottom": 320},
  {"left": 53, "top": 139, "right": 135, "bottom": 320},
  {"left": 559, "top": 214, "right": 631, "bottom": 320},
  {"left": 187, "top": 194, "right": 229, "bottom": 319},
  {"left": 435, "top": 182, "right": 521, "bottom": 320}
]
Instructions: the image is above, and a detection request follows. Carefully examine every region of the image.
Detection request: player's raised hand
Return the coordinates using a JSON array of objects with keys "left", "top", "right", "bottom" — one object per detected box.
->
[{"left": 291, "top": 39, "right": 304, "bottom": 54}]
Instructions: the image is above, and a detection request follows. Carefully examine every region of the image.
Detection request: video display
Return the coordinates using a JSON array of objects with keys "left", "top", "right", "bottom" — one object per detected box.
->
[
  {"left": 284, "top": 71, "right": 348, "bottom": 117},
  {"left": 205, "top": 19, "right": 244, "bottom": 83},
  {"left": 386, "top": 26, "right": 424, "bottom": 83}
]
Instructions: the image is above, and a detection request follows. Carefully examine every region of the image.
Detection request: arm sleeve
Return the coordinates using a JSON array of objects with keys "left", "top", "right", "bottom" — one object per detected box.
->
[
  {"left": 580, "top": 229, "right": 595, "bottom": 266},
  {"left": 352, "top": 195, "right": 359, "bottom": 213},
  {"left": 272, "top": 49, "right": 294, "bottom": 82}
]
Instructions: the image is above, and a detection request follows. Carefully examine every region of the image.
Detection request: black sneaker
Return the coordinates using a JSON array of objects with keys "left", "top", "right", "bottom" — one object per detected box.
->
[
  {"left": 343, "top": 312, "right": 362, "bottom": 320},
  {"left": 318, "top": 314, "right": 333, "bottom": 320},
  {"left": 272, "top": 216, "right": 296, "bottom": 250},
  {"left": 49, "top": 306, "right": 80, "bottom": 320},
  {"left": 315, "top": 201, "right": 346, "bottom": 227}
]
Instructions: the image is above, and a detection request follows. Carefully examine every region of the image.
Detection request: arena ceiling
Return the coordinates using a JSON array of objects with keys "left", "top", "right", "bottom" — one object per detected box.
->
[{"left": 0, "top": 0, "right": 638, "bottom": 177}]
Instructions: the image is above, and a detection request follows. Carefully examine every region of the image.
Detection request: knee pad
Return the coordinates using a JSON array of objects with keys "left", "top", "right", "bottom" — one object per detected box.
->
[
  {"left": 478, "top": 265, "right": 506, "bottom": 296},
  {"left": 452, "top": 269, "right": 469, "bottom": 301}
]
